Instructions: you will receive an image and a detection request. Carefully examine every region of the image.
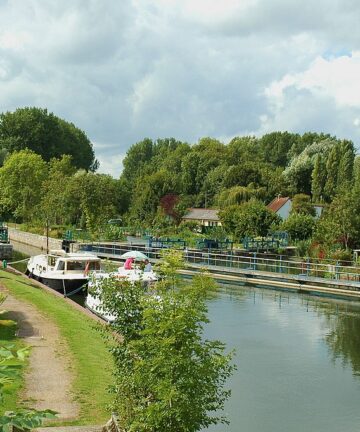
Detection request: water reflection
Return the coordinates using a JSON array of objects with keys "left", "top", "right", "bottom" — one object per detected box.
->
[
  {"left": 206, "top": 285, "right": 360, "bottom": 432},
  {"left": 323, "top": 306, "right": 360, "bottom": 377}
]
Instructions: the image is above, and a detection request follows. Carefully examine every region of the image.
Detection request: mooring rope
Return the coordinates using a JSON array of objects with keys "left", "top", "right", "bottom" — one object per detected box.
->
[
  {"left": 64, "top": 282, "right": 88, "bottom": 298},
  {"left": 7, "top": 258, "right": 30, "bottom": 265}
]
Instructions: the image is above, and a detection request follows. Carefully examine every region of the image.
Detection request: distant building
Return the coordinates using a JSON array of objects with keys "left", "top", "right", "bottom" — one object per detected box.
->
[
  {"left": 267, "top": 197, "right": 292, "bottom": 219},
  {"left": 267, "top": 196, "right": 324, "bottom": 220},
  {"left": 182, "top": 208, "right": 221, "bottom": 227}
]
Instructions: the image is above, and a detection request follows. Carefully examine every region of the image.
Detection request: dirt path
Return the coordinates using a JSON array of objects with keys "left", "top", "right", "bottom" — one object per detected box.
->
[{"left": 0, "top": 286, "right": 79, "bottom": 421}]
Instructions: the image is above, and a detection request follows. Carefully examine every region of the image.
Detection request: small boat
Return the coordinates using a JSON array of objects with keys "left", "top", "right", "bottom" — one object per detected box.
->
[
  {"left": 85, "top": 268, "right": 158, "bottom": 322},
  {"left": 26, "top": 250, "right": 101, "bottom": 294}
]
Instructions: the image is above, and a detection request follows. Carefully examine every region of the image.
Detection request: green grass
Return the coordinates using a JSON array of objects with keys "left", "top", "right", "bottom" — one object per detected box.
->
[
  {"left": 0, "top": 270, "right": 114, "bottom": 424},
  {"left": 0, "top": 316, "right": 26, "bottom": 415}
]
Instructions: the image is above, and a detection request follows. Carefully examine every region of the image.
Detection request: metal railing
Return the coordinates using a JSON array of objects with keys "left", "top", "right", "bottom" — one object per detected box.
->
[{"left": 78, "top": 242, "right": 360, "bottom": 284}]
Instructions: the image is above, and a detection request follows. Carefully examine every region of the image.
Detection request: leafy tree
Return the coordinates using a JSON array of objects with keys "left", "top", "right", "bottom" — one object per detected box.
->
[
  {"left": 337, "top": 140, "right": 355, "bottom": 192},
  {"left": 93, "top": 251, "right": 234, "bottom": 432},
  {"left": 281, "top": 213, "right": 316, "bottom": 241},
  {"left": 0, "top": 107, "right": 97, "bottom": 170},
  {"left": 219, "top": 199, "right": 281, "bottom": 239},
  {"left": 291, "top": 194, "right": 316, "bottom": 216},
  {"left": 122, "top": 138, "right": 154, "bottom": 182},
  {"left": 225, "top": 136, "right": 260, "bottom": 166},
  {"left": 215, "top": 185, "right": 266, "bottom": 208},
  {"left": 39, "top": 155, "right": 77, "bottom": 225},
  {"left": 222, "top": 163, "right": 262, "bottom": 188},
  {"left": 259, "top": 131, "right": 300, "bottom": 167},
  {"left": 311, "top": 154, "right": 326, "bottom": 202},
  {"left": 129, "top": 169, "right": 179, "bottom": 224},
  {"left": 314, "top": 191, "right": 360, "bottom": 250},
  {"left": 77, "top": 173, "right": 120, "bottom": 232},
  {"left": 0, "top": 149, "right": 47, "bottom": 221},
  {"left": 324, "top": 144, "right": 340, "bottom": 201},
  {"left": 283, "top": 138, "right": 336, "bottom": 195}
]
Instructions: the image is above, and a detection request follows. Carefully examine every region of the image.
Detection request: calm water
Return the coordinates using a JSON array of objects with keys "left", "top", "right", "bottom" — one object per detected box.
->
[
  {"left": 11, "top": 241, "right": 360, "bottom": 431},
  {"left": 205, "top": 285, "right": 360, "bottom": 432}
]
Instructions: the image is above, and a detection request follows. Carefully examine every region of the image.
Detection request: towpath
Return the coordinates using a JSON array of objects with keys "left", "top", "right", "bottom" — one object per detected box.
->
[{"left": 0, "top": 285, "right": 79, "bottom": 421}]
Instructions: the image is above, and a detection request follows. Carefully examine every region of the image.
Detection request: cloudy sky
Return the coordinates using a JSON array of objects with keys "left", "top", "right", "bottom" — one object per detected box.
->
[{"left": 0, "top": 0, "right": 359, "bottom": 176}]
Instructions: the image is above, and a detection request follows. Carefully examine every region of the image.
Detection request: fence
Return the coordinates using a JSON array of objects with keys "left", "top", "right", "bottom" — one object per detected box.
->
[{"left": 79, "top": 243, "right": 360, "bottom": 283}]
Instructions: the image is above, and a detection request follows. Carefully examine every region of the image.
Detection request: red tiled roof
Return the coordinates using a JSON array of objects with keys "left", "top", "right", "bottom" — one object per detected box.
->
[{"left": 267, "top": 197, "right": 290, "bottom": 213}]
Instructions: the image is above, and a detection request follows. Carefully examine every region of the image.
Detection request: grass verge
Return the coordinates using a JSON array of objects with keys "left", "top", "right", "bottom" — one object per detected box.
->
[{"left": 0, "top": 270, "right": 113, "bottom": 425}]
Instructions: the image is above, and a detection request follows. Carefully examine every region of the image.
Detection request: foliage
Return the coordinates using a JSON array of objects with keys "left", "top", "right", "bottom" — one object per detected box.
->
[
  {"left": 290, "top": 194, "right": 316, "bottom": 216},
  {"left": 281, "top": 213, "right": 316, "bottom": 241},
  {"left": 0, "top": 408, "right": 56, "bottom": 432},
  {"left": 0, "top": 107, "right": 97, "bottom": 170},
  {"left": 314, "top": 191, "right": 360, "bottom": 250},
  {"left": 295, "top": 239, "right": 312, "bottom": 258},
  {"left": 94, "top": 251, "right": 235, "bottom": 432},
  {"left": 283, "top": 138, "right": 336, "bottom": 195},
  {"left": 0, "top": 149, "right": 47, "bottom": 221},
  {"left": 215, "top": 185, "right": 266, "bottom": 208},
  {"left": 219, "top": 199, "right": 281, "bottom": 239},
  {"left": 39, "top": 155, "right": 76, "bottom": 225},
  {"left": 311, "top": 154, "right": 326, "bottom": 202},
  {"left": 330, "top": 249, "right": 353, "bottom": 263},
  {"left": 324, "top": 143, "right": 340, "bottom": 201}
]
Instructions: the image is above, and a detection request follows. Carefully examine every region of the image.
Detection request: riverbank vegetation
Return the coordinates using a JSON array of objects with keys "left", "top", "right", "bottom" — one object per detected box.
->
[
  {"left": 93, "top": 250, "right": 234, "bottom": 431},
  {"left": 0, "top": 271, "right": 113, "bottom": 424},
  {"left": 0, "top": 108, "right": 359, "bottom": 259}
]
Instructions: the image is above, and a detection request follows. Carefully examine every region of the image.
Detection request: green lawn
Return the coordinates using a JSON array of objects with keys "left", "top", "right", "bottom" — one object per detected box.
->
[{"left": 0, "top": 270, "right": 114, "bottom": 425}]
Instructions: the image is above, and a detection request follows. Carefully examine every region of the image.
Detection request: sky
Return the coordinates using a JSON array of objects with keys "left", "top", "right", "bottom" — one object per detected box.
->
[{"left": 0, "top": 0, "right": 359, "bottom": 177}]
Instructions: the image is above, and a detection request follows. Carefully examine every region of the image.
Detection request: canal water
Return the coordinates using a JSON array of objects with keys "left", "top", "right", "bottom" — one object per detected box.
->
[{"left": 11, "top": 241, "right": 360, "bottom": 431}]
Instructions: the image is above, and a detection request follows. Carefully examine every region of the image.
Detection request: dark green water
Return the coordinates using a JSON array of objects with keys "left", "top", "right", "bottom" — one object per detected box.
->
[
  {"left": 205, "top": 285, "right": 360, "bottom": 432},
  {"left": 11, "top": 241, "right": 360, "bottom": 431}
]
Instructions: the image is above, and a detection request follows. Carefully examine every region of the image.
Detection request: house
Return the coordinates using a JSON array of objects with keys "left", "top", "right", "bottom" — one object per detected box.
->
[
  {"left": 267, "top": 196, "right": 324, "bottom": 220},
  {"left": 181, "top": 208, "right": 221, "bottom": 227},
  {"left": 267, "top": 197, "right": 292, "bottom": 219}
]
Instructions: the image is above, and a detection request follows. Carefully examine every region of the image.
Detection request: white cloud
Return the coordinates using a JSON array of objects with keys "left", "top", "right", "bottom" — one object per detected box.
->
[
  {"left": 0, "top": 0, "right": 360, "bottom": 174},
  {"left": 266, "top": 52, "right": 360, "bottom": 108}
]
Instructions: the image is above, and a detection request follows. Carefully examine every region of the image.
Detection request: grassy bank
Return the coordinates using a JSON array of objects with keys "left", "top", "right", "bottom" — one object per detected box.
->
[{"left": 0, "top": 270, "right": 113, "bottom": 425}]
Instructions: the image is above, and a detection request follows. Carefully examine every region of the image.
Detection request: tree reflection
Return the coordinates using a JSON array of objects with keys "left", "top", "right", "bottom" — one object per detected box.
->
[{"left": 324, "top": 307, "right": 360, "bottom": 376}]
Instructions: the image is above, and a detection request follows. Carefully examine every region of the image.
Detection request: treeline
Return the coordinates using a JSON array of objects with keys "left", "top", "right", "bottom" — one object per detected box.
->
[
  {"left": 119, "top": 133, "right": 357, "bottom": 218},
  {"left": 1, "top": 111, "right": 360, "bottom": 255},
  {"left": 118, "top": 134, "right": 360, "bottom": 255}
]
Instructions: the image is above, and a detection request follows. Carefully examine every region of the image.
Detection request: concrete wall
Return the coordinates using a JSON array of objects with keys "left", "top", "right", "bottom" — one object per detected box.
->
[{"left": 8, "top": 227, "right": 63, "bottom": 251}]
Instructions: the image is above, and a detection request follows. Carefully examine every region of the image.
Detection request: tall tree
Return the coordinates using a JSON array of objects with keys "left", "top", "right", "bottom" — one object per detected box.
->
[
  {"left": 311, "top": 154, "right": 326, "bottom": 202},
  {"left": 0, "top": 149, "right": 47, "bottom": 221},
  {"left": 291, "top": 194, "right": 316, "bottom": 216},
  {"left": 0, "top": 107, "right": 97, "bottom": 170},
  {"left": 337, "top": 140, "right": 355, "bottom": 192},
  {"left": 259, "top": 131, "right": 300, "bottom": 167},
  {"left": 353, "top": 156, "right": 360, "bottom": 194},
  {"left": 219, "top": 199, "right": 281, "bottom": 239},
  {"left": 39, "top": 155, "right": 77, "bottom": 225},
  {"left": 324, "top": 144, "right": 340, "bottom": 202}
]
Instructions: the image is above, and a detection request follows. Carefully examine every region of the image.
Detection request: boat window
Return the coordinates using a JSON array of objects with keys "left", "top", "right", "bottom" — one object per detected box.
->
[
  {"left": 88, "top": 261, "right": 100, "bottom": 270},
  {"left": 48, "top": 256, "right": 56, "bottom": 267},
  {"left": 67, "top": 261, "right": 87, "bottom": 271},
  {"left": 57, "top": 260, "right": 65, "bottom": 271}
]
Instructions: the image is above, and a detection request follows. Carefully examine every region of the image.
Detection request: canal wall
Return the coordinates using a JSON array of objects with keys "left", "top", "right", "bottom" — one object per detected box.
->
[{"left": 8, "top": 227, "right": 62, "bottom": 251}]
